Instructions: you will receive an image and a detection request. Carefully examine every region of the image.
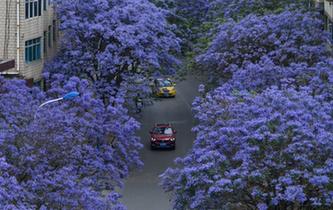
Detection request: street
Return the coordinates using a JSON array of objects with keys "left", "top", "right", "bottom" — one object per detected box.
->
[{"left": 121, "top": 75, "right": 201, "bottom": 210}]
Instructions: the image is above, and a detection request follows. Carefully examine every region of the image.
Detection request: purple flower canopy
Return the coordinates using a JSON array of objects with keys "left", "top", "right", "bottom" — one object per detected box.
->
[
  {"left": 162, "top": 0, "right": 308, "bottom": 25},
  {"left": 213, "top": 0, "right": 310, "bottom": 19},
  {"left": 161, "top": 5, "right": 333, "bottom": 210},
  {"left": 223, "top": 59, "right": 333, "bottom": 100},
  {"left": 161, "top": 87, "right": 333, "bottom": 209},
  {"left": 0, "top": 0, "right": 182, "bottom": 208},
  {"left": 1, "top": 0, "right": 331, "bottom": 209},
  {"left": 48, "top": 0, "right": 180, "bottom": 102},
  {"left": 197, "top": 11, "right": 329, "bottom": 84},
  {"left": 0, "top": 75, "right": 142, "bottom": 208}
]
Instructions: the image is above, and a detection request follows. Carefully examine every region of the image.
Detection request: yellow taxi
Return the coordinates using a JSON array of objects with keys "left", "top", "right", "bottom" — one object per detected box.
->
[{"left": 153, "top": 78, "right": 176, "bottom": 97}]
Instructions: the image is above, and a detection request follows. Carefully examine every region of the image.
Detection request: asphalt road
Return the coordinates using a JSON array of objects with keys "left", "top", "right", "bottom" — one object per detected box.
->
[{"left": 121, "top": 75, "right": 201, "bottom": 210}]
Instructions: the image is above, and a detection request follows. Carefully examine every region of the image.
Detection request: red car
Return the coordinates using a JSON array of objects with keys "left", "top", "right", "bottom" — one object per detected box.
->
[{"left": 150, "top": 123, "right": 176, "bottom": 150}]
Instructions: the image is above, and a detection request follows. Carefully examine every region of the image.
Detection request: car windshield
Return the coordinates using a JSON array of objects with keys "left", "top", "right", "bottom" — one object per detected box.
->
[
  {"left": 158, "top": 80, "right": 172, "bottom": 87},
  {"left": 152, "top": 127, "right": 173, "bottom": 135}
]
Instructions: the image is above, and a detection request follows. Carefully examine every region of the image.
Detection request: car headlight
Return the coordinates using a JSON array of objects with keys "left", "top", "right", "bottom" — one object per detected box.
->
[
  {"left": 151, "top": 138, "right": 156, "bottom": 141},
  {"left": 170, "top": 138, "right": 175, "bottom": 141}
]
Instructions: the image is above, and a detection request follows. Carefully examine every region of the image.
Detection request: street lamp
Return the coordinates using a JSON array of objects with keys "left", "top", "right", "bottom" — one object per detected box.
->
[
  {"left": 34, "top": 91, "right": 80, "bottom": 119},
  {"left": 39, "top": 91, "right": 80, "bottom": 108}
]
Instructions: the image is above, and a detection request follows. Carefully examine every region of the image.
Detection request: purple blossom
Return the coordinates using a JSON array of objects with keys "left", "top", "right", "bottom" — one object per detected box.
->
[
  {"left": 197, "top": 11, "right": 329, "bottom": 85},
  {"left": 212, "top": 0, "right": 311, "bottom": 20},
  {"left": 0, "top": 76, "right": 142, "bottom": 208},
  {"left": 161, "top": 87, "right": 333, "bottom": 209},
  {"left": 223, "top": 58, "right": 333, "bottom": 101},
  {"left": 257, "top": 203, "right": 268, "bottom": 210},
  {"left": 47, "top": 0, "right": 180, "bottom": 103},
  {"left": 284, "top": 186, "right": 307, "bottom": 202}
]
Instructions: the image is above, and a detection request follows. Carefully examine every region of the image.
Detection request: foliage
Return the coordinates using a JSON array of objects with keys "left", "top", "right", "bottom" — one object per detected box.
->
[
  {"left": 224, "top": 58, "right": 333, "bottom": 100},
  {"left": 161, "top": 87, "right": 333, "bottom": 209},
  {"left": 156, "top": 0, "right": 311, "bottom": 55},
  {"left": 151, "top": 0, "right": 215, "bottom": 24},
  {"left": 213, "top": 0, "right": 311, "bottom": 20},
  {"left": 172, "top": 0, "right": 214, "bottom": 25},
  {"left": 0, "top": 76, "right": 142, "bottom": 209},
  {"left": 48, "top": 0, "right": 180, "bottom": 101},
  {"left": 160, "top": 2, "right": 333, "bottom": 210},
  {"left": 197, "top": 11, "right": 330, "bottom": 84}
]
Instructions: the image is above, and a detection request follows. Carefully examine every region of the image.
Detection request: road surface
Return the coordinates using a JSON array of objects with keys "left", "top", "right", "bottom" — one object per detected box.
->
[{"left": 121, "top": 75, "right": 201, "bottom": 210}]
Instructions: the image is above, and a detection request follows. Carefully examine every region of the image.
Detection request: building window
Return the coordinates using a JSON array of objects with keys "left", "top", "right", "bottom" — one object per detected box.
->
[
  {"left": 53, "top": 20, "right": 57, "bottom": 42},
  {"left": 29, "top": 1, "right": 33, "bottom": 18},
  {"left": 33, "top": 1, "right": 38, "bottom": 16},
  {"left": 43, "top": 0, "right": 46, "bottom": 10},
  {"left": 25, "top": 0, "right": 42, "bottom": 19},
  {"left": 43, "top": 31, "right": 47, "bottom": 54},
  {"left": 48, "top": 25, "right": 52, "bottom": 48},
  {"left": 25, "top": 38, "right": 41, "bottom": 63},
  {"left": 38, "top": 0, "right": 42, "bottom": 15},
  {"left": 25, "top": 1, "right": 29, "bottom": 18}
]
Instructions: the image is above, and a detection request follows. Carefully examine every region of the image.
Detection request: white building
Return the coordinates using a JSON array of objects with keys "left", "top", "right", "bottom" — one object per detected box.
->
[{"left": 0, "top": 0, "right": 58, "bottom": 83}]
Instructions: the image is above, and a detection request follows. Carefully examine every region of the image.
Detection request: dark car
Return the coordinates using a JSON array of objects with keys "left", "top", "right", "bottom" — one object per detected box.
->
[{"left": 150, "top": 123, "right": 176, "bottom": 149}]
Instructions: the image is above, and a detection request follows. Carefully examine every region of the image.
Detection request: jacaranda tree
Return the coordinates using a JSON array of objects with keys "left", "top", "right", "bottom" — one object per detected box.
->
[
  {"left": 159, "top": 0, "right": 311, "bottom": 55},
  {"left": 48, "top": 0, "right": 180, "bottom": 102},
  {"left": 0, "top": 75, "right": 142, "bottom": 209},
  {"left": 197, "top": 11, "right": 329, "bottom": 84},
  {"left": 173, "top": 0, "right": 213, "bottom": 24},
  {"left": 161, "top": 87, "right": 333, "bottom": 210},
  {"left": 223, "top": 58, "right": 333, "bottom": 100},
  {"left": 166, "top": 0, "right": 307, "bottom": 28},
  {"left": 160, "top": 2, "right": 333, "bottom": 210},
  {"left": 213, "top": 0, "right": 311, "bottom": 20}
]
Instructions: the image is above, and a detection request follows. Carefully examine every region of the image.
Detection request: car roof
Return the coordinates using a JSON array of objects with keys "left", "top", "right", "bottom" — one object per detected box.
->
[
  {"left": 156, "top": 78, "right": 171, "bottom": 81},
  {"left": 154, "top": 123, "right": 172, "bottom": 127}
]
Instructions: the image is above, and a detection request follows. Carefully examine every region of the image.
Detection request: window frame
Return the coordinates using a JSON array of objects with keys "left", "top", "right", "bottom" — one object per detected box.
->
[
  {"left": 25, "top": 37, "right": 41, "bottom": 63},
  {"left": 38, "top": 0, "right": 42, "bottom": 16},
  {"left": 25, "top": 0, "right": 42, "bottom": 19},
  {"left": 25, "top": 1, "right": 29, "bottom": 18}
]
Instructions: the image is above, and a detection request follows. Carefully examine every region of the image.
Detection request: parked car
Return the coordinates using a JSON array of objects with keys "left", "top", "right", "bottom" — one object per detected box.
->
[
  {"left": 152, "top": 78, "right": 176, "bottom": 97},
  {"left": 150, "top": 123, "right": 176, "bottom": 149}
]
